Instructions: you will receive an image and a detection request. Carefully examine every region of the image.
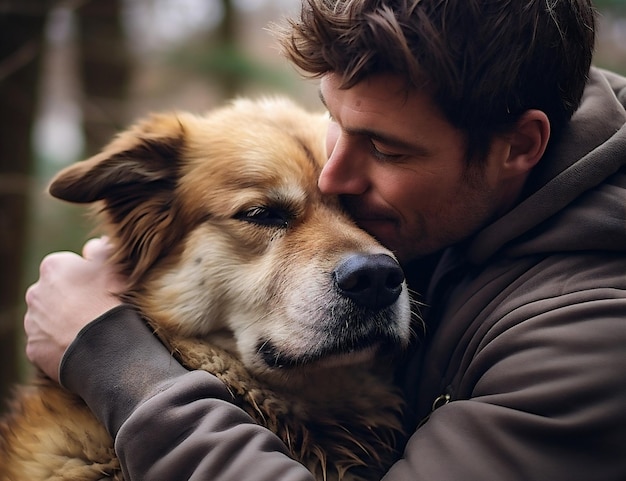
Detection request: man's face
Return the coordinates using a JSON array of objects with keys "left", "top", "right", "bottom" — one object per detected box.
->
[{"left": 319, "top": 73, "right": 518, "bottom": 263}]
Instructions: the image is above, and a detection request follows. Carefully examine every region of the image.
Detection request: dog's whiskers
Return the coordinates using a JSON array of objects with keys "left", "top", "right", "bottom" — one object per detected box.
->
[{"left": 407, "top": 287, "right": 427, "bottom": 338}]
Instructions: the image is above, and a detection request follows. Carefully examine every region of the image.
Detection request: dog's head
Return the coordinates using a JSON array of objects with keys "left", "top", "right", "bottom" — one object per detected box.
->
[{"left": 49, "top": 97, "right": 413, "bottom": 380}]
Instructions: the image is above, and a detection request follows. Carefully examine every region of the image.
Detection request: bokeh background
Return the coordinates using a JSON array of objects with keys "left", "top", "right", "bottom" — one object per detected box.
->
[{"left": 1, "top": 0, "right": 625, "bottom": 407}]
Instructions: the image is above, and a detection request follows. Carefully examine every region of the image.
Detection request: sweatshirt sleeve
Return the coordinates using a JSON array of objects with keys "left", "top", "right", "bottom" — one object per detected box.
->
[
  {"left": 59, "top": 305, "right": 315, "bottom": 481},
  {"left": 59, "top": 297, "right": 626, "bottom": 481}
]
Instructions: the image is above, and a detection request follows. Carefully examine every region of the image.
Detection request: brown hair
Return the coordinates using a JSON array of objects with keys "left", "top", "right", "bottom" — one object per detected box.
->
[{"left": 274, "top": 0, "right": 596, "bottom": 158}]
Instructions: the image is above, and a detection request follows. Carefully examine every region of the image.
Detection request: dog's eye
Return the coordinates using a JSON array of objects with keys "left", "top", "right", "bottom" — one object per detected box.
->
[{"left": 236, "top": 206, "right": 291, "bottom": 228}]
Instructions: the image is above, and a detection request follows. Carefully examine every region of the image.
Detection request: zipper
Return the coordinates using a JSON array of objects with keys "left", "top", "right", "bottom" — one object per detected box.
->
[
  {"left": 417, "top": 388, "right": 452, "bottom": 428},
  {"left": 431, "top": 392, "right": 451, "bottom": 411}
]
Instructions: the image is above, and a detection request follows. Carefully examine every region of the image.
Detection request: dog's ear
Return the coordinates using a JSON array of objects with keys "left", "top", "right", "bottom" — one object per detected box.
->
[
  {"left": 49, "top": 113, "right": 185, "bottom": 203},
  {"left": 48, "top": 113, "right": 189, "bottom": 285}
]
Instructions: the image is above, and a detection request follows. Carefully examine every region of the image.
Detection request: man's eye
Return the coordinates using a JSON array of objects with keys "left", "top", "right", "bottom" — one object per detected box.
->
[
  {"left": 371, "top": 141, "right": 402, "bottom": 161},
  {"left": 235, "top": 206, "right": 291, "bottom": 228}
]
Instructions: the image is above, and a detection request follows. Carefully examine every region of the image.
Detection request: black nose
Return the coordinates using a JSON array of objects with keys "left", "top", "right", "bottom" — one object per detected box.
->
[{"left": 333, "top": 253, "right": 404, "bottom": 310}]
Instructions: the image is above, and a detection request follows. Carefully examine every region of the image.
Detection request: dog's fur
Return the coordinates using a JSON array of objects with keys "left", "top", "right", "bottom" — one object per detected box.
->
[{"left": 0, "top": 98, "right": 415, "bottom": 481}]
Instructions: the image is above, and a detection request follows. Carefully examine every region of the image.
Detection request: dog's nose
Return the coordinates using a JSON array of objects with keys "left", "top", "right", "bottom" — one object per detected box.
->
[{"left": 333, "top": 254, "right": 404, "bottom": 310}]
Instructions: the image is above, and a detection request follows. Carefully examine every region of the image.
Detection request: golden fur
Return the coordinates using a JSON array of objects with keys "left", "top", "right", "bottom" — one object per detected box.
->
[{"left": 0, "top": 97, "right": 414, "bottom": 481}]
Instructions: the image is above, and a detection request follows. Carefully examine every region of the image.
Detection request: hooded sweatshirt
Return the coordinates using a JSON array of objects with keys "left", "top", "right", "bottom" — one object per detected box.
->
[{"left": 61, "top": 67, "right": 626, "bottom": 481}]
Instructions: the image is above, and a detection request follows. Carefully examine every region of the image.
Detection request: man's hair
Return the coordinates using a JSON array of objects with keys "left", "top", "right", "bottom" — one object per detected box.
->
[{"left": 275, "top": 0, "right": 596, "bottom": 158}]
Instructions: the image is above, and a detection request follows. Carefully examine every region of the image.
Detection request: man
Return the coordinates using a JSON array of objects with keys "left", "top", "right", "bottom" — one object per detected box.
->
[{"left": 24, "top": 0, "right": 626, "bottom": 480}]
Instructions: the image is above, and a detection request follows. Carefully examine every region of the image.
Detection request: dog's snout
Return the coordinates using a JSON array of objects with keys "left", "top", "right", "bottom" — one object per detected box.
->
[{"left": 333, "top": 254, "right": 404, "bottom": 310}]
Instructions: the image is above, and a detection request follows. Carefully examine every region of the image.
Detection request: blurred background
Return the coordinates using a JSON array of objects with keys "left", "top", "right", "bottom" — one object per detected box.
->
[{"left": 1, "top": 0, "right": 625, "bottom": 407}]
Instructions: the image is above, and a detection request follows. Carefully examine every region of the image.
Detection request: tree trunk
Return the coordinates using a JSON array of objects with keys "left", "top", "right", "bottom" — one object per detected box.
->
[
  {"left": 216, "top": 0, "right": 240, "bottom": 98},
  {"left": 0, "top": 1, "right": 50, "bottom": 408},
  {"left": 76, "top": 0, "right": 131, "bottom": 155}
]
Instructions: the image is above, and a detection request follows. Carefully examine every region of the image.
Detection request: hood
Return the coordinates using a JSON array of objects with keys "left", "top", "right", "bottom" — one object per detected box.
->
[{"left": 467, "top": 67, "right": 626, "bottom": 265}]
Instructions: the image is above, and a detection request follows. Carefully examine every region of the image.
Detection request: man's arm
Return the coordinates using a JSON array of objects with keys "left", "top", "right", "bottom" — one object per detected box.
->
[
  {"left": 67, "top": 300, "right": 626, "bottom": 481},
  {"left": 61, "top": 306, "right": 314, "bottom": 481}
]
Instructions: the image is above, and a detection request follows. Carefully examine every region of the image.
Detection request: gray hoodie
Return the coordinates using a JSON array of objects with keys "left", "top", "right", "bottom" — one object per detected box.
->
[{"left": 62, "top": 67, "right": 626, "bottom": 481}]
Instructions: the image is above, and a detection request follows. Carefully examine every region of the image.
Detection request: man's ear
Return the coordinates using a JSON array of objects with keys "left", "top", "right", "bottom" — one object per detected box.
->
[{"left": 503, "top": 109, "right": 551, "bottom": 175}]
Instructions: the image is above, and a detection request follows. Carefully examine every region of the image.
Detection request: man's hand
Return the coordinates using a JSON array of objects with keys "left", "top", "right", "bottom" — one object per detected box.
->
[{"left": 24, "top": 237, "right": 126, "bottom": 382}]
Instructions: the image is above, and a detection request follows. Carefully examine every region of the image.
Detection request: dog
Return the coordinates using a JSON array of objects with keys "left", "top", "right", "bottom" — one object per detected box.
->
[{"left": 0, "top": 97, "right": 415, "bottom": 481}]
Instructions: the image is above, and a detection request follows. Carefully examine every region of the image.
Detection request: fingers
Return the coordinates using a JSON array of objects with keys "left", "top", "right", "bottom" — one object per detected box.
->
[
  {"left": 23, "top": 275, "right": 67, "bottom": 381},
  {"left": 23, "top": 242, "right": 126, "bottom": 382}
]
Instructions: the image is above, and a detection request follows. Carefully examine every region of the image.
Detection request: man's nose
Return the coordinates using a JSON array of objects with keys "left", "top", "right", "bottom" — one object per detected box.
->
[{"left": 318, "top": 133, "right": 369, "bottom": 195}]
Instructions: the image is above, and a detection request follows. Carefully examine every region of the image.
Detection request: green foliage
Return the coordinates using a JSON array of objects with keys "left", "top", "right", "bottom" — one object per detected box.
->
[
  {"left": 595, "top": 0, "right": 626, "bottom": 9},
  {"left": 166, "top": 41, "right": 299, "bottom": 94}
]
